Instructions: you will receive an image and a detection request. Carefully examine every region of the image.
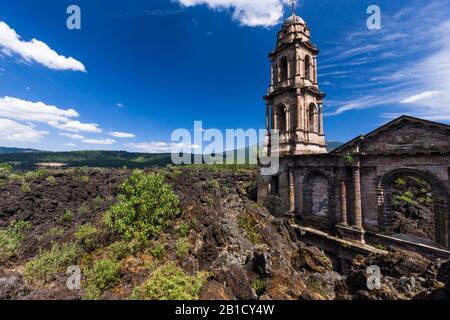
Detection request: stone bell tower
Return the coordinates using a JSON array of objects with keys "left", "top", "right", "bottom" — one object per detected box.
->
[{"left": 264, "top": 4, "right": 327, "bottom": 156}]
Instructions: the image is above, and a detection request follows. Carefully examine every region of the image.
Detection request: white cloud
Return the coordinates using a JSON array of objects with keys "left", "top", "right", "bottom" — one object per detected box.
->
[
  {"left": 400, "top": 91, "right": 440, "bottom": 104},
  {"left": 109, "top": 131, "right": 135, "bottom": 138},
  {"left": 64, "top": 143, "right": 77, "bottom": 147},
  {"left": 83, "top": 138, "right": 116, "bottom": 145},
  {"left": 51, "top": 120, "right": 102, "bottom": 133},
  {"left": 0, "top": 96, "right": 78, "bottom": 123},
  {"left": 0, "top": 96, "right": 102, "bottom": 133},
  {"left": 0, "top": 118, "right": 48, "bottom": 142},
  {"left": 126, "top": 141, "right": 200, "bottom": 153},
  {"left": 176, "top": 0, "right": 289, "bottom": 27},
  {"left": 115, "top": 103, "right": 125, "bottom": 108},
  {"left": 60, "top": 133, "right": 85, "bottom": 140},
  {"left": 0, "top": 21, "right": 86, "bottom": 72}
]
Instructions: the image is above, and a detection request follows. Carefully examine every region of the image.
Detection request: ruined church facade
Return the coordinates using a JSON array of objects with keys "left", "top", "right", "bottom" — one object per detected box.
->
[{"left": 258, "top": 13, "right": 450, "bottom": 259}]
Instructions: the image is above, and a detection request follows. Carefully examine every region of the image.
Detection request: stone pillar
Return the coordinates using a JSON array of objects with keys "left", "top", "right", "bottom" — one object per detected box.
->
[
  {"left": 319, "top": 104, "right": 324, "bottom": 135},
  {"left": 289, "top": 169, "right": 295, "bottom": 212},
  {"left": 265, "top": 103, "right": 270, "bottom": 133},
  {"left": 340, "top": 170, "right": 348, "bottom": 225},
  {"left": 352, "top": 160, "right": 363, "bottom": 229}
]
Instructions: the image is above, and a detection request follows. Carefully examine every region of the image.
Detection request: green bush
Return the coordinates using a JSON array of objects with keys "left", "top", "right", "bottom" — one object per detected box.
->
[
  {"left": 131, "top": 262, "right": 208, "bottom": 300},
  {"left": 238, "top": 213, "right": 262, "bottom": 245},
  {"left": 45, "top": 176, "right": 56, "bottom": 185},
  {"left": 108, "top": 241, "right": 132, "bottom": 260},
  {"left": 178, "top": 222, "right": 190, "bottom": 238},
  {"left": 21, "top": 181, "right": 32, "bottom": 193},
  {"left": 252, "top": 278, "right": 267, "bottom": 296},
  {"left": 0, "top": 163, "right": 13, "bottom": 178},
  {"left": 24, "top": 242, "right": 79, "bottom": 285},
  {"left": 83, "top": 258, "right": 121, "bottom": 300},
  {"left": 149, "top": 243, "right": 165, "bottom": 260},
  {"left": 175, "top": 238, "right": 190, "bottom": 257},
  {"left": 61, "top": 209, "right": 74, "bottom": 223},
  {"left": 0, "top": 220, "right": 32, "bottom": 263},
  {"left": 75, "top": 224, "right": 99, "bottom": 251},
  {"left": 103, "top": 170, "right": 180, "bottom": 243}
]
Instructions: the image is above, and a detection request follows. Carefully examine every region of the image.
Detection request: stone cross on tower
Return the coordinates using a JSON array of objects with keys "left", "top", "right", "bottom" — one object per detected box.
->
[{"left": 289, "top": 0, "right": 297, "bottom": 15}]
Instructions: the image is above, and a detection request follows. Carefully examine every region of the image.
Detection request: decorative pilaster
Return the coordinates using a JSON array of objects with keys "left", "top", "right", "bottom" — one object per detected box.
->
[
  {"left": 352, "top": 159, "right": 363, "bottom": 229},
  {"left": 339, "top": 170, "right": 348, "bottom": 225},
  {"left": 289, "top": 169, "right": 295, "bottom": 212},
  {"left": 319, "top": 104, "right": 324, "bottom": 135}
]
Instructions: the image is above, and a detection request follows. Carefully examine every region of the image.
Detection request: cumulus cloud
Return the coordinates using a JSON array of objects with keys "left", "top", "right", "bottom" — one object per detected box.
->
[
  {"left": 0, "top": 96, "right": 102, "bottom": 133},
  {"left": 60, "top": 133, "right": 85, "bottom": 140},
  {"left": 0, "top": 96, "right": 78, "bottom": 123},
  {"left": 50, "top": 120, "right": 102, "bottom": 133},
  {"left": 0, "top": 21, "right": 86, "bottom": 72},
  {"left": 83, "top": 138, "right": 116, "bottom": 145},
  {"left": 175, "top": 0, "right": 289, "bottom": 27},
  {"left": 0, "top": 118, "right": 48, "bottom": 142},
  {"left": 109, "top": 131, "right": 135, "bottom": 138},
  {"left": 126, "top": 141, "right": 200, "bottom": 153}
]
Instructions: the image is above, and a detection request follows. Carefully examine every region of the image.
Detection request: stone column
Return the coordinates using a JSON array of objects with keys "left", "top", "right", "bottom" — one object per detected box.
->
[
  {"left": 352, "top": 160, "right": 363, "bottom": 229},
  {"left": 289, "top": 169, "right": 295, "bottom": 213},
  {"left": 340, "top": 169, "right": 348, "bottom": 225},
  {"left": 265, "top": 103, "right": 270, "bottom": 133},
  {"left": 319, "top": 104, "right": 324, "bottom": 135}
]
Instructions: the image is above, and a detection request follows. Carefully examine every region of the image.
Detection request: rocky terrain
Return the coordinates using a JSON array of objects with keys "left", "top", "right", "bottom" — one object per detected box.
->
[{"left": 0, "top": 166, "right": 448, "bottom": 300}]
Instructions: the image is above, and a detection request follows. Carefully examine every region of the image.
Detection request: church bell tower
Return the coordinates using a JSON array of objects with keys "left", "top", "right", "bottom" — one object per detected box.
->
[{"left": 264, "top": 3, "right": 327, "bottom": 155}]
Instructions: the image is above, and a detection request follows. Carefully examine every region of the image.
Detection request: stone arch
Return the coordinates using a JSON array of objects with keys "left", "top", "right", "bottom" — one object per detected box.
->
[
  {"left": 279, "top": 56, "right": 288, "bottom": 81},
  {"left": 305, "top": 55, "right": 311, "bottom": 80},
  {"left": 303, "top": 170, "right": 333, "bottom": 218},
  {"left": 308, "top": 103, "right": 318, "bottom": 133},
  {"left": 377, "top": 168, "right": 449, "bottom": 248},
  {"left": 275, "top": 104, "right": 287, "bottom": 132}
]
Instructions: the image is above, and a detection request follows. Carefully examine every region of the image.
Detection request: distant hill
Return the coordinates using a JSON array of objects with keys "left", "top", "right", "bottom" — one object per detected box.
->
[
  {"left": 0, "top": 147, "right": 41, "bottom": 154},
  {"left": 0, "top": 142, "right": 343, "bottom": 169}
]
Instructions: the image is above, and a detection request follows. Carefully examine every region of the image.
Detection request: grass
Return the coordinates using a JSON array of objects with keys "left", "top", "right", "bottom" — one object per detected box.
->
[
  {"left": 178, "top": 222, "right": 190, "bottom": 238},
  {"left": 0, "top": 220, "right": 32, "bottom": 263},
  {"left": 60, "top": 209, "right": 74, "bottom": 223},
  {"left": 24, "top": 242, "right": 79, "bottom": 286},
  {"left": 131, "top": 262, "right": 208, "bottom": 300},
  {"left": 149, "top": 243, "right": 166, "bottom": 260},
  {"left": 83, "top": 258, "right": 121, "bottom": 300},
  {"left": 175, "top": 238, "right": 190, "bottom": 257},
  {"left": 238, "top": 213, "right": 262, "bottom": 245},
  {"left": 75, "top": 223, "right": 99, "bottom": 252},
  {"left": 252, "top": 278, "right": 267, "bottom": 296}
]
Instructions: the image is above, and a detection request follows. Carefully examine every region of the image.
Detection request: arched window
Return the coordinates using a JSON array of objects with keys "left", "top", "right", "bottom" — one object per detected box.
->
[
  {"left": 279, "top": 56, "right": 288, "bottom": 81},
  {"left": 309, "top": 104, "right": 317, "bottom": 132},
  {"left": 277, "top": 104, "right": 287, "bottom": 132},
  {"left": 305, "top": 55, "right": 311, "bottom": 80}
]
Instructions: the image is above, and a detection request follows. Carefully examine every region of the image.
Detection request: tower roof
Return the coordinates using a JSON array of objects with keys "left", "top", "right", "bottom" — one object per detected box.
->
[{"left": 283, "top": 13, "right": 306, "bottom": 26}]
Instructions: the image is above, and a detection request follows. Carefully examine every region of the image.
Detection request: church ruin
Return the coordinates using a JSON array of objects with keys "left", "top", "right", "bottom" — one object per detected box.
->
[{"left": 258, "top": 10, "right": 450, "bottom": 262}]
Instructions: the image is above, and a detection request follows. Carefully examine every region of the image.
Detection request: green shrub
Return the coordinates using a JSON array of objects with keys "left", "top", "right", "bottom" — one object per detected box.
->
[
  {"left": 21, "top": 181, "right": 32, "bottom": 193},
  {"left": 61, "top": 209, "right": 74, "bottom": 223},
  {"left": 175, "top": 238, "right": 190, "bottom": 257},
  {"left": 131, "top": 262, "right": 208, "bottom": 300},
  {"left": 45, "top": 175, "right": 57, "bottom": 185},
  {"left": 238, "top": 214, "right": 262, "bottom": 245},
  {"left": 24, "top": 242, "right": 79, "bottom": 285},
  {"left": 149, "top": 243, "right": 165, "bottom": 260},
  {"left": 77, "top": 203, "right": 89, "bottom": 216},
  {"left": 40, "top": 227, "right": 65, "bottom": 240},
  {"left": 108, "top": 241, "right": 132, "bottom": 260},
  {"left": 83, "top": 258, "right": 121, "bottom": 300},
  {"left": 0, "top": 163, "right": 13, "bottom": 178},
  {"left": 0, "top": 220, "right": 32, "bottom": 263},
  {"left": 75, "top": 224, "right": 99, "bottom": 251},
  {"left": 103, "top": 170, "right": 180, "bottom": 243},
  {"left": 252, "top": 278, "right": 267, "bottom": 296},
  {"left": 178, "top": 222, "right": 190, "bottom": 238}
]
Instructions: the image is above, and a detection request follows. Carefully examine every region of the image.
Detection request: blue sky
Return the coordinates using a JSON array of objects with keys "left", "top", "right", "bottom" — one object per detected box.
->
[{"left": 0, "top": 0, "right": 449, "bottom": 152}]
